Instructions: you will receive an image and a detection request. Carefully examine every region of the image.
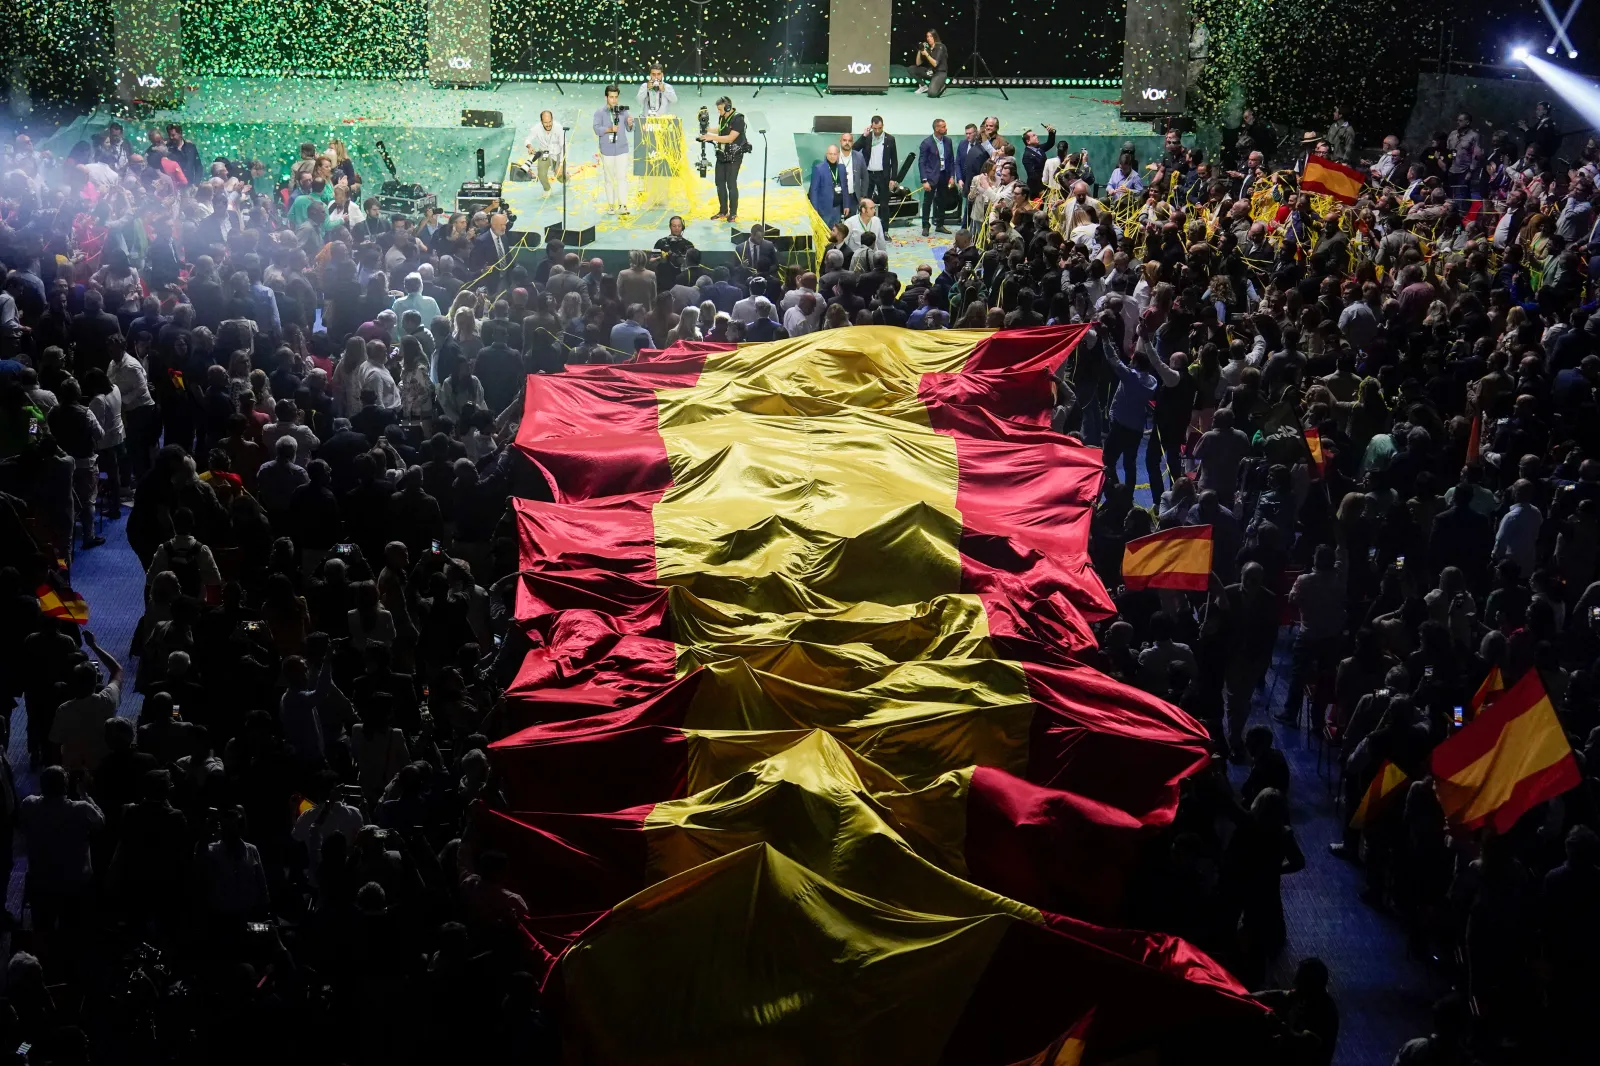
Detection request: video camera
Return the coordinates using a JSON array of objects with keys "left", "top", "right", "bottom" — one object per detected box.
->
[{"left": 695, "top": 106, "right": 711, "bottom": 178}]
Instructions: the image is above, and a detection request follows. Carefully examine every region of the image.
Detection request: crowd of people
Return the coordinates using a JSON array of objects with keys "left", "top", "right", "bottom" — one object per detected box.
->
[{"left": 0, "top": 90, "right": 1596, "bottom": 1065}]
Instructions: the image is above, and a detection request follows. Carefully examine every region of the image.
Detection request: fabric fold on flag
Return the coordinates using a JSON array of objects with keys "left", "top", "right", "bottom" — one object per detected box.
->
[
  {"left": 491, "top": 328, "right": 1247, "bottom": 1061},
  {"left": 36, "top": 574, "right": 89, "bottom": 626}
]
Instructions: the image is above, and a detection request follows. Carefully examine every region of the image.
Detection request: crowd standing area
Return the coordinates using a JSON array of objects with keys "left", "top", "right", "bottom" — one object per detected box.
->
[{"left": 0, "top": 95, "right": 1598, "bottom": 1066}]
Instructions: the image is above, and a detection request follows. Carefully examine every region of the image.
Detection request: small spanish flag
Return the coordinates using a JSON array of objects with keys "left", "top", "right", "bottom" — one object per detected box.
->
[
  {"left": 1469, "top": 664, "right": 1504, "bottom": 714},
  {"left": 1432, "top": 669, "right": 1581, "bottom": 833},
  {"left": 1008, "top": 1008, "right": 1093, "bottom": 1066},
  {"left": 167, "top": 367, "right": 185, "bottom": 391},
  {"left": 1122, "top": 525, "right": 1213, "bottom": 592},
  {"left": 1304, "top": 426, "right": 1328, "bottom": 478},
  {"left": 1301, "top": 154, "right": 1366, "bottom": 204},
  {"left": 1465, "top": 412, "right": 1482, "bottom": 467},
  {"left": 36, "top": 578, "right": 89, "bottom": 626},
  {"left": 1350, "top": 760, "right": 1407, "bottom": 830}
]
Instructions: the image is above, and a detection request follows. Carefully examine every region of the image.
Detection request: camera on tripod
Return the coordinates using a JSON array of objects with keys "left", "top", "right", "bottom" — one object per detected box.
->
[{"left": 695, "top": 106, "right": 711, "bottom": 177}]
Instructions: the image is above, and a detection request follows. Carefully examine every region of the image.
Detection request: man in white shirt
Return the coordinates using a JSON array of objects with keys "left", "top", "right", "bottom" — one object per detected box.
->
[
  {"left": 359, "top": 344, "right": 401, "bottom": 411},
  {"left": 523, "top": 110, "right": 566, "bottom": 192},
  {"left": 636, "top": 65, "right": 677, "bottom": 116},
  {"left": 262, "top": 400, "right": 320, "bottom": 456},
  {"left": 843, "top": 198, "right": 887, "bottom": 256},
  {"left": 731, "top": 276, "right": 772, "bottom": 325},
  {"left": 782, "top": 291, "right": 823, "bottom": 337}
]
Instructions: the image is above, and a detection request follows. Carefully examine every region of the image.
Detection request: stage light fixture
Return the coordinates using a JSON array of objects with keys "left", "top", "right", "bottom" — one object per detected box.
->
[
  {"left": 1571, "top": 49, "right": 1581, "bottom": 58},
  {"left": 1548, "top": 45, "right": 1559, "bottom": 54},
  {"left": 1514, "top": 46, "right": 1532, "bottom": 61}
]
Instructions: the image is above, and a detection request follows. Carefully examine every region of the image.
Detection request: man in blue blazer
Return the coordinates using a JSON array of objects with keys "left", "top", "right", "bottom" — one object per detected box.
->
[
  {"left": 917, "top": 118, "right": 958, "bottom": 236},
  {"left": 808, "top": 143, "right": 850, "bottom": 226}
]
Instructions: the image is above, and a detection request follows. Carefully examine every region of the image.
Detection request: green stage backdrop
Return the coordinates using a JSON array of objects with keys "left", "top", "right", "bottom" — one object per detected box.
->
[{"left": 41, "top": 117, "right": 515, "bottom": 204}]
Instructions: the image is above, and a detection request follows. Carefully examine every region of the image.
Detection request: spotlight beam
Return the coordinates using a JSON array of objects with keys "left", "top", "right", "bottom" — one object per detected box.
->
[
  {"left": 1521, "top": 54, "right": 1600, "bottom": 141},
  {"left": 1539, "top": 0, "right": 1584, "bottom": 56}
]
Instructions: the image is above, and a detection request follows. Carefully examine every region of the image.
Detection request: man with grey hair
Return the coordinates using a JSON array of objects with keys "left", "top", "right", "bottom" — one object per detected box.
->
[
  {"left": 745, "top": 296, "right": 781, "bottom": 341},
  {"left": 391, "top": 273, "right": 440, "bottom": 338},
  {"left": 256, "top": 435, "right": 309, "bottom": 521}
]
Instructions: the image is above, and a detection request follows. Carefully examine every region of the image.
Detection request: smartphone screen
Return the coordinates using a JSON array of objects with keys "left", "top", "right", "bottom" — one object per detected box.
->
[{"left": 1452, "top": 706, "right": 1464, "bottom": 727}]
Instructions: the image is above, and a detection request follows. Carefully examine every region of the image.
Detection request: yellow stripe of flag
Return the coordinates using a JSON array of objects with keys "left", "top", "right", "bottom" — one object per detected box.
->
[
  {"left": 1122, "top": 525, "right": 1212, "bottom": 592},
  {"left": 1349, "top": 761, "right": 1406, "bottom": 830}
]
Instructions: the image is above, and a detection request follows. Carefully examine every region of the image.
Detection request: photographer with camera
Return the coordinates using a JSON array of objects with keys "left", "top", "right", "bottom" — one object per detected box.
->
[
  {"left": 518, "top": 110, "right": 566, "bottom": 192},
  {"left": 697, "top": 96, "right": 750, "bottom": 224}
]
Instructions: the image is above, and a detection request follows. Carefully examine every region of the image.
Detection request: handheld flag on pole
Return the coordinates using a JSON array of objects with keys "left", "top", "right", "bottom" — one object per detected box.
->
[
  {"left": 1465, "top": 412, "right": 1482, "bottom": 467},
  {"left": 36, "top": 577, "right": 89, "bottom": 626},
  {"left": 1300, "top": 155, "right": 1366, "bottom": 204},
  {"left": 1122, "top": 525, "right": 1213, "bottom": 592},
  {"left": 1349, "top": 761, "right": 1407, "bottom": 830},
  {"left": 1304, "top": 426, "right": 1328, "bottom": 478},
  {"left": 1431, "top": 669, "right": 1580, "bottom": 834},
  {"left": 1469, "top": 664, "right": 1504, "bottom": 714}
]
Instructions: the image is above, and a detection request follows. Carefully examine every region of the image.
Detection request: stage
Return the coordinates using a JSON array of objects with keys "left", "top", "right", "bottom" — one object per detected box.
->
[{"left": 72, "top": 76, "right": 1166, "bottom": 279}]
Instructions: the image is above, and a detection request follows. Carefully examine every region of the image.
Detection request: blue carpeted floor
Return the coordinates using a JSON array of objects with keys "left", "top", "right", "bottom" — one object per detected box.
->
[{"left": 11, "top": 438, "right": 1440, "bottom": 1064}]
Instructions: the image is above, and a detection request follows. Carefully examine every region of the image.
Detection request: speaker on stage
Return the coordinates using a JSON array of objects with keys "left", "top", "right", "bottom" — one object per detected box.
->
[
  {"left": 812, "top": 115, "right": 853, "bottom": 133},
  {"left": 545, "top": 222, "right": 598, "bottom": 248},
  {"left": 827, "top": 0, "right": 890, "bottom": 93},
  {"left": 1120, "top": 0, "right": 1189, "bottom": 118},
  {"left": 113, "top": 0, "right": 182, "bottom": 108},
  {"left": 429, "top": 0, "right": 492, "bottom": 87},
  {"left": 461, "top": 109, "right": 504, "bottom": 128},
  {"left": 774, "top": 166, "right": 804, "bottom": 186}
]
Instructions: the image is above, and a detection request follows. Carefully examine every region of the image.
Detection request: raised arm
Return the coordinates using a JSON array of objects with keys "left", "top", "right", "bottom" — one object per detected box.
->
[{"left": 83, "top": 629, "right": 123, "bottom": 687}]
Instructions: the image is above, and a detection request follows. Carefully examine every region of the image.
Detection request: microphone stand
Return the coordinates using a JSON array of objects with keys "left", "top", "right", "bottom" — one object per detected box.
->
[
  {"left": 759, "top": 129, "right": 768, "bottom": 234},
  {"left": 561, "top": 125, "right": 570, "bottom": 238}
]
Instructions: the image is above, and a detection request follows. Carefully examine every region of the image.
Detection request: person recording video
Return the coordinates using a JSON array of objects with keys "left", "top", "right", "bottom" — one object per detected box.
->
[
  {"left": 593, "top": 84, "right": 636, "bottom": 215},
  {"left": 697, "top": 96, "right": 749, "bottom": 223}
]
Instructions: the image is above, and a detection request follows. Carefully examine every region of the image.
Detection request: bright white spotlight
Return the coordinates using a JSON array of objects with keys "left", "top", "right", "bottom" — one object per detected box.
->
[
  {"left": 1549, "top": 45, "right": 1559, "bottom": 53},
  {"left": 1514, "top": 46, "right": 1532, "bottom": 61},
  {"left": 1571, "top": 49, "right": 1580, "bottom": 58}
]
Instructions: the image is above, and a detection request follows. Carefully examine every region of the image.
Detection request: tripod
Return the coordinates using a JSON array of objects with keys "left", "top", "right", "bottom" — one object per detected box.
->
[
  {"left": 509, "top": 31, "right": 564, "bottom": 93},
  {"left": 968, "top": 0, "right": 1008, "bottom": 101}
]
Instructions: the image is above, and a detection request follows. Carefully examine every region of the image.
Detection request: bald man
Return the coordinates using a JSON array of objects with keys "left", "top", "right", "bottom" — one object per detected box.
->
[{"left": 808, "top": 143, "right": 850, "bottom": 225}]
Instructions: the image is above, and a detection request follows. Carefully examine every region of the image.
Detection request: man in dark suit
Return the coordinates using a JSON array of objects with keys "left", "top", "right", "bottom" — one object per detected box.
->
[
  {"left": 350, "top": 198, "right": 390, "bottom": 245},
  {"left": 955, "top": 122, "right": 987, "bottom": 225},
  {"left": 837, "top": 133, "right": 868, "bottom": 218},
  {"left": 471, "top": 212, "right": 518, "bottom": 285},
  {"left": 69, "top": 288, "right": 123, "bottom": 378},
  {"left": 1429, "top": 475, "right": 1494, "bottom": 589},
  {"left": 737, "top": 224, "right": 780, "bottom": 287},
  {"left": 193, "top": 188, "right": 240, "bottom": 251},
  {"left": 858, "top": 117, "right": 899, "bottom": 228},
  {"left": 808, "top": 144, "right": 850, "bottom": 226},
  {"left": 916, "top": 118, "right": 957, "bottom": 237},
  {"left": 165, "top": 123, "right": 203, "bottom": 186}
]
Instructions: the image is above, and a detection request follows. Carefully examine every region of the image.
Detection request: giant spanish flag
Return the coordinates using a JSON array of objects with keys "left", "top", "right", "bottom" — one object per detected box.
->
[
  {"left": 1122, "top": 525, "right": 1214, "bottom": 592},
  {"left": 495, "top": 328, "right": 1259, "bottom": 1063},
  {"left": 1301, "top": 154, "right": 1366, "bottom": 204},
  {"left": 1432, "top": 668, "right": 1581, "bottom": 833}
]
